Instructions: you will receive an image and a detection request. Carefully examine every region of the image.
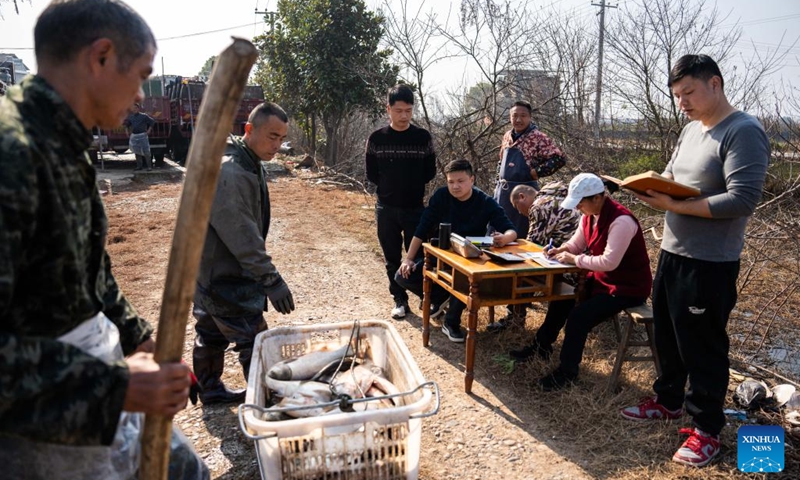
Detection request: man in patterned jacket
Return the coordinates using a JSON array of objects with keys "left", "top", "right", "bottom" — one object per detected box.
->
[
  {"left": 0, "top": 1, "right": 206, "bottom": 478},
  {"left": 494, "top": 100, "right": 566, "bottom": 237},
  {"left": 487, "top": 182, "right": 580, "bottom": 332},
  {"left": 491, "top": 102, "right": 567, "bottom": 329}
]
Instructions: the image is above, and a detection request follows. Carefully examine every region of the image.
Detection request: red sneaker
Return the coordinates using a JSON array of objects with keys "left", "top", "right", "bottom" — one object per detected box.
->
[
  {"left": 672, "top": 428, "right": 720, "bottom": 467},
  {"left": 620, "top": 396, "right": 684, "bottom": 421}
]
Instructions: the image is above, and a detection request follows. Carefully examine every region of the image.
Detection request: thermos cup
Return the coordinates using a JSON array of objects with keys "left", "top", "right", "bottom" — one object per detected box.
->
[{"left": 438, "top": 223, "right": 452, "bottom": 250}]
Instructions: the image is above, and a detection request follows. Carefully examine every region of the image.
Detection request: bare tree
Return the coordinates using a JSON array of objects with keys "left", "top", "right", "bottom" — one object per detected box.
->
[
  {"left": 0, "top": 0, "right": 25, "bottom": 16},
  {"left": 537, "top": 14, "right": 598, "bottom": 130},
  {"left": 428, "top": 0, "right": 553, "bottom": 187},
  {"left": 604, "top": 0, "right": 741, "bottom": 154},
  {"left": 380, "top": 0, "right": 454, "bottom": 130}
]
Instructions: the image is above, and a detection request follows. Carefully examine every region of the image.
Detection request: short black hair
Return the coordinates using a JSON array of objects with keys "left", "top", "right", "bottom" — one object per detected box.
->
[
  {"left": 248, "top": 102, "right": 289, "bottom": 127},
  {"left": 444, "top": 159, "right": 474, "bottom": 177},
  {"left": 511, "top": 101, "right": 532, "bottom": 114},
  {"left": 668, "top": 54, "right": 724, "bottom": 90},
  {"left": 35, "top": 0, "right": 155, "bottom": 71},
  {"left": 387, "top": 84, "right": 414, "bottom": 106}
]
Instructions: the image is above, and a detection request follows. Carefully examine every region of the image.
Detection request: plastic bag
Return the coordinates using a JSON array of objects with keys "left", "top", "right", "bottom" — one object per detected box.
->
[{"left": 734, "top": 378, "right": 772, "bottom": 409}]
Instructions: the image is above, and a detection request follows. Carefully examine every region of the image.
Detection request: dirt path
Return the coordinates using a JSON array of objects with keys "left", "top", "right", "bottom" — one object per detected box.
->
[{"left": 104, "top": 171, "right": 760, "bottom": 480}]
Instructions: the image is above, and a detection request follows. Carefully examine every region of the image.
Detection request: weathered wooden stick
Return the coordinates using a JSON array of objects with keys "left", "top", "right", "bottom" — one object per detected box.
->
[{"left": 139, "top": 37, "right": 258, "bottom": 480}]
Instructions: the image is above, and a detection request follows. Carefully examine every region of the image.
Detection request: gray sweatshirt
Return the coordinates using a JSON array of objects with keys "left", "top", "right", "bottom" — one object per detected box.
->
[{"left": 662, "top": 111, "right": 770, "bottom": 262}]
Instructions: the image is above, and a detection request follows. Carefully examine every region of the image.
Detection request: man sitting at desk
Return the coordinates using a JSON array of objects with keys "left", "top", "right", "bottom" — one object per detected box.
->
[
  {"left": 396, "top": 159, "right": 517, "bottom": 343},
  {"left": 487, "top": 181, "right": 582, "bottom": 332},
  {"left": 509, "top": 173, "right": 652, "bottom": 390}
]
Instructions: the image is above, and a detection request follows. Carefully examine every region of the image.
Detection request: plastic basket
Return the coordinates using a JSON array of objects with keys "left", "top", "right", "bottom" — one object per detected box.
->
[{"left": 238, "top": 320, "right": 439, "bottom": 480}]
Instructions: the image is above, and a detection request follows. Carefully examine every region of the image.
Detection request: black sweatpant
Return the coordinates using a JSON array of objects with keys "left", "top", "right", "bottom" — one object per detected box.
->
[
  {"left": 536, "top": 293, "right": 645, "bottom": 376},
  {"left": 376, "top": 203, "right": 424, "bottom": 304},
  {"left": 652, "top": 250, "right": 739, "bottom": 436}
]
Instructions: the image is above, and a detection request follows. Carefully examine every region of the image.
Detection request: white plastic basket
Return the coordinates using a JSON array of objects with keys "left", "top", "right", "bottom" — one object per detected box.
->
[{"left": 238, "top": 320, "right": 439, "bottom": 480}]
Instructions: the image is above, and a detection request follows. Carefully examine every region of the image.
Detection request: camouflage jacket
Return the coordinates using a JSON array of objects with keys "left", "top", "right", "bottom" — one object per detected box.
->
[
  {"left": 0, "top": 76, "right": 152, "bottom": 446},
  {"left": 527, "top": 182, "right": 581, "bottom": 246},
  {"left": 194, "top": 137, "right": 281, "bottom": 317}
]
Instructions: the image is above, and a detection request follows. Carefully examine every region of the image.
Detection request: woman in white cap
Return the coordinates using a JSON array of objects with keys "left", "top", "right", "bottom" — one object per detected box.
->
[{"left": 509, "top": 173, "right": 653, "bottom": 391}]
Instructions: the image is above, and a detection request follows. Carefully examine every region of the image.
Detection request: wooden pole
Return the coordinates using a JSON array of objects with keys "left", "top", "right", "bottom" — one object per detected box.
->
[{"left": 139, "top": 37, "right": 258, "bottom": 480}]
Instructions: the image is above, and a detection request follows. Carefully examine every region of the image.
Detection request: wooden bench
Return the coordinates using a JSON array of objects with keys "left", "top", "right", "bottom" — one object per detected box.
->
[{"left": 608, "top": 304, "right": 662, "bottom": 392}]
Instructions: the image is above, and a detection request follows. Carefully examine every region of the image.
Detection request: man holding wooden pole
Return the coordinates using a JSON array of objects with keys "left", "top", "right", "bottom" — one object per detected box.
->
[{"left": 0, "top": 1, "right": 206, "bottom": 478}]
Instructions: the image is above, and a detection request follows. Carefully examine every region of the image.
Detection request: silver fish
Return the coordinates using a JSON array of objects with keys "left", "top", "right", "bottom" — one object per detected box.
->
[
  {"left": 330, "top": 364, "right": 376, "bottom": 399},
  {"left": 365, "top": 385, "right": 396, "bottom": 408},
  {"left": 277, "top": 392, "right": 336, "bottom": 418},
  {"left": 264, "top": 375, "right": 332, "bottom": 400},
  {"left": 258, "top": 408, "right": 292, "bottom": 422},
  {"left": 267, "top": 343, "right": 354, "bottom": 381}
]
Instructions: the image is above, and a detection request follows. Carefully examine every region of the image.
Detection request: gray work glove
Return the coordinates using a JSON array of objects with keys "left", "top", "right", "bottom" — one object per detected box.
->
[{"left": 265, "top": 276, "right": 295, "bottom": 314}]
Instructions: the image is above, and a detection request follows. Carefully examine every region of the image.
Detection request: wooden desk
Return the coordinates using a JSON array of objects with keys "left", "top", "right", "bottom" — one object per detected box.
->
[{"left": 421, "top": 239, "right": 581, "bottom": 393}]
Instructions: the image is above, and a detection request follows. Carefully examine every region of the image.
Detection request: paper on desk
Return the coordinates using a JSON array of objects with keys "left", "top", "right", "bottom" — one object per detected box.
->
[
  {"left": 465, "top": 236, "right": 493, "bottom": 246},
  {"left": 527, "top": 252, "right": 571, "bottom": 268},
  {"left": 466, "top": 236, "right": 519, "bottom": 246}
]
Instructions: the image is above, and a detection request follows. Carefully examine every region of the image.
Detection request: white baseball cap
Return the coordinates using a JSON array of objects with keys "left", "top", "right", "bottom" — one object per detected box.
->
[{"left": 561, "top": 173, "right": 605, "bottom": 210}]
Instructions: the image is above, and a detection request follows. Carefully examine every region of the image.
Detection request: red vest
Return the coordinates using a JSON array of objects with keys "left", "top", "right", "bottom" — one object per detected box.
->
[{"left": 582, "top": 198, "right": 652, "bottom": 298}]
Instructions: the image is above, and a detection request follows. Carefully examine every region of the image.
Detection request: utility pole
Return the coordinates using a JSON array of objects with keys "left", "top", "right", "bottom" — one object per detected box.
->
[
  {"left": 592, "top": 0, "right": 616, "bottom": 140},
  {"left": 254, "top": 8, "right": 279, "bottom": 32}
]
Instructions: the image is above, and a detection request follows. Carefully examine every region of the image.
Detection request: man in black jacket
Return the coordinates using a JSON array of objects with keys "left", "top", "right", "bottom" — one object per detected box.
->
[
  {"left": 365, "top": 84, "right": 436, "bottom": 320},
  {"left": 396, "top": 159, "right": 517, "bottom": 342},
  {"left": 193, "top": 102, "right": 296, "bottom": 404}
]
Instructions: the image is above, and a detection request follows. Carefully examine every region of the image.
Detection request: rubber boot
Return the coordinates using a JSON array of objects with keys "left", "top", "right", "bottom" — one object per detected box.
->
[
  {"left": 239, "top": 347, "right": 254, "bottom": 383},
  {"left": 193, "top": 341, "right": 245, "bottom": 405}
]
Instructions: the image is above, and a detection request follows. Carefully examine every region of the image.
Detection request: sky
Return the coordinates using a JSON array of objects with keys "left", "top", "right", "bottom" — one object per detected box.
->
[{"left": 1, "top": 0, "right": 798, "bottom": 104}]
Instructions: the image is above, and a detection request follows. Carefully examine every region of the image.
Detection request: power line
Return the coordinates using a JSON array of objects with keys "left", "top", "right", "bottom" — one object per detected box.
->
[
  {"left": 157, "top": 22, "right": 264, "bottom": 42},
  {"left": 726, "top": 12, "right": 800, "bottom": 28}
]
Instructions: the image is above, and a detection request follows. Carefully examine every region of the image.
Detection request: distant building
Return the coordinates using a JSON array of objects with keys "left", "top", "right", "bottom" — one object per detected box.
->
[
  {"left": 0, "top": 53, "right": 31, "bottom": 84},
  {"left": 464, "top": 68, "right": 563, "bottom": 125},
  {"left": 497, "top": 69, "right": 561, "bottom": 116}
]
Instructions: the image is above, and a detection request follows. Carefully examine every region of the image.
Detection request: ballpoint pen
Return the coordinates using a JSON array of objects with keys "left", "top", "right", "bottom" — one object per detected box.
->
[{"left": 547, "top": 238, "right": 554, "bottom": 251}]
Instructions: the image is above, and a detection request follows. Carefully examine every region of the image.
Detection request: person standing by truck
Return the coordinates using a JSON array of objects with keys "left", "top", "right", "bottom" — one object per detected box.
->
[{"left": 124, "top": 102, "right": 155, "bottom": 170}]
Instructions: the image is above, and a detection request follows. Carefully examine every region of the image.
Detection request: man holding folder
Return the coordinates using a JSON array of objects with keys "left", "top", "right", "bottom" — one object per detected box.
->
[{"left": 621, "top": 54, "right": 770, "bottom": 467}]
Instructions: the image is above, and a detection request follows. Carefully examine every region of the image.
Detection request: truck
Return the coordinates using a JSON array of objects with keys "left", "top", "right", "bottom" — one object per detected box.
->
[
  {"left": 0, "top": 61, "right": 16, "bottom": 96},
  {"left": 91, "top": 76, "right": 265, "bottom": 166},
  {"left": 91, "top": 77, "right": 171, "bottom": 165},
  {"left": 166, "top": 79, "right": 265, "bottom": 165}
]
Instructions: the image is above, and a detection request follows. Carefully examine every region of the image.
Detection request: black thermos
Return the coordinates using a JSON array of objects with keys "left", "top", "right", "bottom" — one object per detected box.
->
[{"left": 438, "top": 223, "right": 452, "bottom": 250}]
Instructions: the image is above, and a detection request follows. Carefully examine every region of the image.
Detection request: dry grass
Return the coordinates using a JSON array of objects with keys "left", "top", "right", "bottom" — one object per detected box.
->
[
  {"left": 102, "top": 173, "right": 799, "bottom": 478},
  {"left": 464, "top": 306, "right": 799, "bottom": 479}
]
